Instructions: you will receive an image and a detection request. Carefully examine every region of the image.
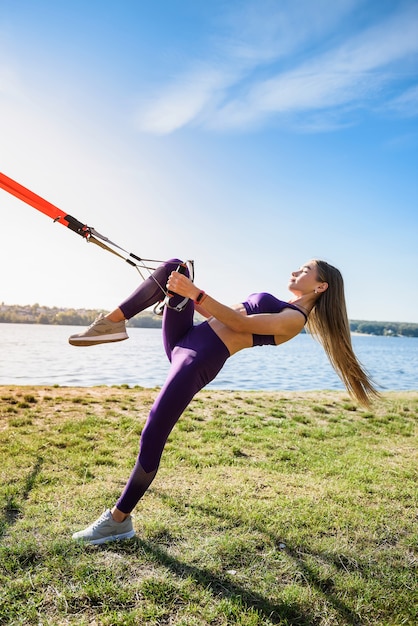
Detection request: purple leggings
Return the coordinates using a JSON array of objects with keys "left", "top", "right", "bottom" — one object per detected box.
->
[{"left": 115, "top": 259, "right": 230, "bottom": 513}]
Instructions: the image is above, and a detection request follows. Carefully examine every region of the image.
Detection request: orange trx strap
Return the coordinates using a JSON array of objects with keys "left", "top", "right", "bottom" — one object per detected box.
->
[
  {"left": 0, "top": 171, "right": 89, "bottom": 236},
  {"left": 0, "top": 171, "right": 195, "bottom": 311},
  {"left": 0, "top": 171, "right": 190, "bottom": 295},
  {"left": 0, "top": 170, "right": 143, "bottom": 265}
]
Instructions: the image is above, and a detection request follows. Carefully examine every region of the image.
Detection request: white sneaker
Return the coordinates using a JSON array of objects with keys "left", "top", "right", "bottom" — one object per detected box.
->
[
  {"left": 68, "top": 314, "right": 128, "bottom": 347},
  {"left": 72, "top": 509, "right": 135, "bottom": 545}
]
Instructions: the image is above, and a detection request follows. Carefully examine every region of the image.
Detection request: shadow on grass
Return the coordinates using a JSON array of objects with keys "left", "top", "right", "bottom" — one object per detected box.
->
[
  {"left": 283, "top": 545, "right": 362, "bottom": 626},
  {"left": 0, "top": 456, "right": 43, "bottom": 542},
  {"left": 149, "top": 493, "right": 365, "bottom": 625},
  {"left": 114, "top": 537, "right": 316, "bottom": 625}
]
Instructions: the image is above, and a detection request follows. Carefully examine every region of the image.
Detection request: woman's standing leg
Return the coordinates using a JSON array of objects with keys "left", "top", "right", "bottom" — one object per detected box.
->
[
  {"left": 114, "top": 275, "right": 197, "bottom": 514},
  {"left": 115, "top": 323, "right": 229, "bottom": 514}
]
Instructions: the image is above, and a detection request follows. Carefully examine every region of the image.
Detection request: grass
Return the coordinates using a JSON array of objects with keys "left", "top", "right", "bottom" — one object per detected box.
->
[{"left": 0, "top": 385, "right": 417, "bottom": 626}]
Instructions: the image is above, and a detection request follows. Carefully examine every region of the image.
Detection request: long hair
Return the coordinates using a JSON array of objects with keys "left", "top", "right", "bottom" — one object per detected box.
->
[{"left": 306, "top": 260, "right": 379, "bottom": 407}]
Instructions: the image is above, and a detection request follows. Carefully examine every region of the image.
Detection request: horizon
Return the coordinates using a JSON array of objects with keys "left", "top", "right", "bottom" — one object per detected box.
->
[{"left": 1, "top": 300, "right": 417, "bottom": 326}]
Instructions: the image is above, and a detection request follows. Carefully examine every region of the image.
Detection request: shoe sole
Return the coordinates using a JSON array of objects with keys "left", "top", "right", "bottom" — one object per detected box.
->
[
  {"left": 73, "top": 529, "right": 136, "bottom": 545},
  {"left": 68, "top": 333, "right": 129, "bottom": 347}
]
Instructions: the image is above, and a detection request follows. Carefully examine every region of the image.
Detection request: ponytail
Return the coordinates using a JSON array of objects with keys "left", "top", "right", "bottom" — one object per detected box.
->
[{"left": 306, "top": 260, "right": 379, "bottom": 407}]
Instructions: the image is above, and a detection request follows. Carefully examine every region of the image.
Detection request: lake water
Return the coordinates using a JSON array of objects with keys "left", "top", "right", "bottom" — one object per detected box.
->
[{"left": 0, "top": 323, "right": 416, "bottom": 391}]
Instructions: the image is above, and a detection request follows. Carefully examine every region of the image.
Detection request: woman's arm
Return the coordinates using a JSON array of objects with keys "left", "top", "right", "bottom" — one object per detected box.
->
[
  {"left": 193, "top": 303, "right": 212, "bottom": 318},
  {"left": 167, "top": 271, "right": 304, "bottom": 337}
]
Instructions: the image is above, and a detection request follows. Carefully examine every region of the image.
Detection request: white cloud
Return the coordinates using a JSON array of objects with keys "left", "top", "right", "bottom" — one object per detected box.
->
[
  {"left": 134, "top": 65, "right": 235, "bottom": 134},
  {"left": 208, "top": 3, "right": 418, "bottom": 129},
  {"left": 133, "top": 0, "right": 362, "bottom": 134},
  {"left": 134, "top": 1, "right": 418, "bottom": 134},
  {"left": 387, "top": 84, "right": 418, "bottom": 118}
]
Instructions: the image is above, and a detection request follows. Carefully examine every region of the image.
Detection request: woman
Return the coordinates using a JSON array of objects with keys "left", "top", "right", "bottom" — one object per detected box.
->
[{"left": 71, "top": 258, "right": 378, "bottom": 544}]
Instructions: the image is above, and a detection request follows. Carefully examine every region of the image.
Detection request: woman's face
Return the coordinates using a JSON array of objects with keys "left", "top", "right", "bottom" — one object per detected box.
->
[{"left": 288, "top": 261, "right": 324, "bottom": 295}]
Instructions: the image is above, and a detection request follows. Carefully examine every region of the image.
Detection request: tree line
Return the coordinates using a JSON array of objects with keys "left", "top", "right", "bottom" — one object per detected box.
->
[
  {"left": 0, "top": 303, "right": 162, "bottom": 328},
  {"left": 349, "top": 320, "right": 418, "bottom": 338},
  {"left": 0, "top": 303, "right": 417, "bottom": 337}
]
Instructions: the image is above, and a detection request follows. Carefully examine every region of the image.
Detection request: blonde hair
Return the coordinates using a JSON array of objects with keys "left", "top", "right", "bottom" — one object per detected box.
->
[{"left": 306, "top": 260, "right": 379, "bottom": 407}]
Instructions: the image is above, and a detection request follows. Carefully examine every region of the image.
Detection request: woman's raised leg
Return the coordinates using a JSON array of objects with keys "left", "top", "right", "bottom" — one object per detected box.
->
[{"left": 68, "top": 258, "right": 186, "bottom": 346}]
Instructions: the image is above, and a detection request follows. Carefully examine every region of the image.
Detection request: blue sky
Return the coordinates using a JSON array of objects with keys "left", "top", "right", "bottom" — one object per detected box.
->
[{"left": 1, "top": 0, "right": 417, "bottom": 322}]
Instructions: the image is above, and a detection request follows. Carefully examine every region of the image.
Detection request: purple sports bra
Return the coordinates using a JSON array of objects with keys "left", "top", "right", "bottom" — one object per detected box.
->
[{"left": 242, "top": 292, "right": 308, "bottom": 347}]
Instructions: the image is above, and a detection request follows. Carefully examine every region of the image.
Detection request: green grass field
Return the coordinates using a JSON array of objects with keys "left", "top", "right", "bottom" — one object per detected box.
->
[{"left": 0, "top": 386, "right": 417, "bottom": 625}]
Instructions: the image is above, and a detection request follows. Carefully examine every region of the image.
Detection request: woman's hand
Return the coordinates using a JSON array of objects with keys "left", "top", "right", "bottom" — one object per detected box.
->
[{"left": 167, "top": 271, "right": 200, "bottom": 300}]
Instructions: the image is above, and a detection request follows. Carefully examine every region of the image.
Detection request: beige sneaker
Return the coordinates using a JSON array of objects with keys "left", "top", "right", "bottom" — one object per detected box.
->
[
  {"left": 68, "top": 314, "right": 128, "bottom": 346},
  {"left": 72, "top": 509, "right": 135, "bottom": 545}
]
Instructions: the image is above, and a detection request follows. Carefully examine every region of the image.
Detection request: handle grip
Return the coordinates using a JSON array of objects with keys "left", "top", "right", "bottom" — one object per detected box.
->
[{"left": 167, "top": 263, "right": 188, "bottom": 296}]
